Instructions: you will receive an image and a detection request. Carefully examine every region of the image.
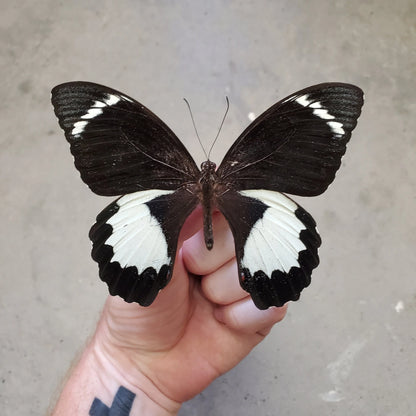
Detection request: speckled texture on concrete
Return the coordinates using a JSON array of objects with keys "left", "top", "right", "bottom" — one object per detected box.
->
[{"left": 1, "top": 1, "right": 415, "bottom": 415}]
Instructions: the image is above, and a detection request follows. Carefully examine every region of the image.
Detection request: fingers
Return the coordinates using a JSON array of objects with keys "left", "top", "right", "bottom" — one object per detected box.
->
[
  {"left": 201, "top": 259, "right": 288, "bottom": 334},
  {"left": 201, "top": 259, "right": 247, "bottom": 304},
  {"left": 215, "top": 300, "right": 288, "bottom": 335},
  {"left": 203, "top": 259, "right": 288, "bottom": 334},
  {"left": 182, "top": 208, "right": 288, "bottom": 335},
  {"left": 182, "top": 211, "right": 235, "bottom": 275}
]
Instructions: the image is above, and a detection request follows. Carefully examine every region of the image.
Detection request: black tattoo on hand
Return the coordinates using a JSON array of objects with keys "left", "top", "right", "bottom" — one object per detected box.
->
[{"left": 89, "top": 386, "right": 135, "bottom": 415}]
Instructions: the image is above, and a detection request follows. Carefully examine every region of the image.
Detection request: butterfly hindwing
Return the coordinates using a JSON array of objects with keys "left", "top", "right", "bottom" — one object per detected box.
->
[
  {"left": 217, "top": 83, "right": 364, "bottom": 197},
  {"left": 51, "top": 81, "right": 199, "bottom": 196},
  {"left": 218, "top": 190, "right": 321, "bottom": 309},
  {"left": 89, "top": 188, "right": 199, "bottom": 305}
]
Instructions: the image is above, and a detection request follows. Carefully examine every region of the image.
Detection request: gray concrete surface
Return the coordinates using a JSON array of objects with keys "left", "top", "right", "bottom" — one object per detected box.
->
[{"left": 1, "top": 1, "right": 415, "bottom": 414}]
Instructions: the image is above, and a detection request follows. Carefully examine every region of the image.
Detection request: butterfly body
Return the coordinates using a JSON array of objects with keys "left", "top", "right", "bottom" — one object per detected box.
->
[
  {"left": 196, "top": 160, "right": 218, "bottom": 250},
  {"left": 52, "top": 81, "right": 363, "bottom": 309}
]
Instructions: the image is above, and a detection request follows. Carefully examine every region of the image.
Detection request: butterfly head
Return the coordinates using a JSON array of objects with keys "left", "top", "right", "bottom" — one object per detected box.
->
[{"left": 200, "top": 160, "right": 216, "bottom": 174}]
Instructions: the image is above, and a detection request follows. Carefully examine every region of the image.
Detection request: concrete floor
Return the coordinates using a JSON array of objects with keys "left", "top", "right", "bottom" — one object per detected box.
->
[{"left": 1, "top": 1, "right": 415, "bottom": 414}]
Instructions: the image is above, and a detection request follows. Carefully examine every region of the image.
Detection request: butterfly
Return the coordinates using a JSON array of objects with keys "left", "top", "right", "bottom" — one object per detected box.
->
[{"left": 51, "top": 82, "right": 364, "bottom": 310}]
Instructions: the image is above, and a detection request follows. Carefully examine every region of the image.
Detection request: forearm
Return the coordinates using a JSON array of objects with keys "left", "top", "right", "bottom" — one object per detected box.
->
[{"left": 51, "top": 332, "right": 181, "bottom": 415}]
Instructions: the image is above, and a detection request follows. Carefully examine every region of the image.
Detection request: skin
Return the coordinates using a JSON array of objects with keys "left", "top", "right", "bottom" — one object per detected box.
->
[{"left": 51, "top": 207, "right": 287, "bottom": 415}]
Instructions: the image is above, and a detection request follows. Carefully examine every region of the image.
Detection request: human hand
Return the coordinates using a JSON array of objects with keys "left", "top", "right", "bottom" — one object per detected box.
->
[
  {"left": 92, "top": 207, "right": 287, "bottom": 410},
  {"left": 52, "top": 208, "right": 287, "bottom": 415}
]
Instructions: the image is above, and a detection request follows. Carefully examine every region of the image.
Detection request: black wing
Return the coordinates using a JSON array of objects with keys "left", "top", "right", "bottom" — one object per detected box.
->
[
  {"left": 52, "top": 82, "right": 201, "bottom": 305},
  {"left": 217, "top": 189, "right": 321, "bottom": 309},
  {"left": 89, "top": 188, "right": 199, "bottom": 306},
  {"left": 51, "top": 81, "right": 199, "bottom": 196},
  {"left": 216, "top": 83, "right": 364, "bottom": 196}
]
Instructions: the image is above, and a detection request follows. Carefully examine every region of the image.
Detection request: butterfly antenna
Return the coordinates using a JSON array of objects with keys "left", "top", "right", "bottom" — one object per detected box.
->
[
  {"left": 183, "top": 98, "right": 208, "bottom": 160},
  {"left": 208, "top": 96, "right": 229, "bottom": 160}
]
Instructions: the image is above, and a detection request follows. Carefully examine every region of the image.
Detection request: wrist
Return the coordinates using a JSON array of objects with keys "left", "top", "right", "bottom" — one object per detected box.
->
[
  {"left": 89, "top": 327, "right": 181, "bottom": 416},
  {"left": 52, "top": 327, "right": 181, "bottom": 415}
]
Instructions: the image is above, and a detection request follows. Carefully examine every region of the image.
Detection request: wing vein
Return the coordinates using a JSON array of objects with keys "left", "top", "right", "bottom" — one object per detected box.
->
[{"left": 120, "top": 131, "right": 194, "bottom": 179}]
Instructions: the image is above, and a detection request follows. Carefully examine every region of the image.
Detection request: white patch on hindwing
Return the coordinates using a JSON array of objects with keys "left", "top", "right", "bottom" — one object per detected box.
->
[
  {"left": 295, "top": 94, "right": 345, "bottom": 135},
  {"left": 71, "top": 93, "right": 122, "bottom": 136},
  {"left": 239, "top": 190, "right": 307, "bottom": 276},
  {"left": 105, "top": 189, "right": 174, "bottom": 273}
]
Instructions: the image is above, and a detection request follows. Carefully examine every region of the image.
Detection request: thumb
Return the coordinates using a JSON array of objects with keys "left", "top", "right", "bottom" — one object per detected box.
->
[{"left": 142, "top": 207, "right": 204, "bottom": 312}]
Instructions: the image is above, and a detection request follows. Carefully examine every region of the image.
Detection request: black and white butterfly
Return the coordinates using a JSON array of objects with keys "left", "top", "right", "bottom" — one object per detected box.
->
[{"left": 51, "top": 82, "right": 363, "bottom": 310}]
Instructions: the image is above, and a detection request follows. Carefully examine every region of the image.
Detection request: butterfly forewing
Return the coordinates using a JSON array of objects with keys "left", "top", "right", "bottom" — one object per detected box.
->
[
  {"left": 51, "top": 82, "right": 199, "bottom": 196},
  {"left": 217, "top": 83, "right": 364, "bottom": 196}
]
